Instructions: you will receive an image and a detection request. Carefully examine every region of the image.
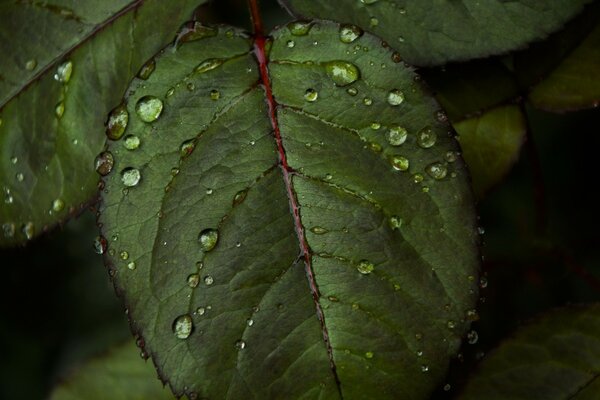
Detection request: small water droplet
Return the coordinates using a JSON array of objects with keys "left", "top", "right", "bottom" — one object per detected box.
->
[
  {"left": 466, "top": 309, "right": 479, "bottom": 321},
  {"left": 363, "top": 97, "right": 373, "bottom": 106},
  {"left": 390, "top": 155, "right": 409, "bottom": 171},
  {"left": 127, "top": 261, "right": 136, "bottom": 270},
  {"left": 180, "top": 139, "right": 195, "bottom": 157},
  {"left": 413, "top": 173, "right": 424, "bottom": 183},
  {"left": 361, "top": 0, "right": 379, "bottom": 3},
  {"left": 247, "top": 318, "right": 254, "bottom": 326},
  {"left": 467, "top": 330, "right": 479, "bottom": 344},
  {"left": 16, "top": 173, "right": 24, "bottom": 182},
  {"left": 178, "top": 23, "right": 218, "bottom": 43},
  {"left": 54, "top": 60, "right": 73, "bottom": 83},
  {"left": 10, "top": 157, "right": 17, "bottom": 164},
  {"left": 93, "top": 235, "right": 107, "bottom": 254},
  {"left": 198, "top": 229, "right": 218, "bottom": 252},
  {"left": 287, "top": 21, "right": 312, "bottom": 36},
  {"left": 106, "top": 104, "right": 129, "bottom": 140},
  {"left": 389, "top": 216, "right": 403, "bottom": 230},
  {"left": 196, "top": 307, "right": 206, "bottom": 315},
  {"left": 480, "top": 276, "right": 488, "bottom": 289},
  {"left": 137, "top": 59, "right": 156, "bottom": 80},
  {"left": 210, "top": 89, "right": 220, "bottom": 101},
  {"left": 135, "top": 96, "right": 163, "bottom": 122},
  {"left": 186, "top": 82, "right": 196, "bottom": 91},
  {"left": 173, "top": 315, "right": 193, "bottom": 339},
  {"left": 445, "top": 151, "right": 457, "bottom": 163},
  {"left": 124, "top": 135, "right": 141, "bottom": 150},
  {"left": 447, "top": 320, "right": 456, "bottom": 330},
  {"left": 417, "top": 127, "right": 437, "bottom": 148},
  {"left": 397, "top": 36, "right": 405, "bottom": 43},
  {"left": 195, "top": 58, "right": 224, "bottom": 74},
  {"left": 370, "top": 122, "right": 381, "bottom": 130},
  {"left": 235, "top": 339, "right": 246, "bottom": 350},
  {"left": 52, "top": 198, "right": 65, "bottom": 212},
  {"left": 386, "top": 125, "right": 407, "bottom": 146},
  {"left": 415, "top": 333, "right": 423, "bottom": 341},
  {"left": 346, "top": 87, "right": 358, "bottom": 96},
  {"left": 304, "top": 88, "right": 318, "bottom": 102},
  {"left": 443, "top": 384, "right": 451, "bottom": 392},
  {"left": 339, "top": 24, "right": 363, "bottom": 43},
  {"left": 2, "top": 222, "right": 15, "bottom": 238},
  {"left": 421, "top": 365, "right": 429, "bottom": 373},
  {"left": 121, "top": 167, "right": 141, "bottom": 187},
  {"left": 94, "top": 151, "right": 114, "bottom": 176},
  {"left": 233, "top": 189, "right": 248, "bottom": 206},
  {"left": 357, "top": 260, "right": 374, "bottom": 274},
  {"left": 325, "top": 61, "right": 360, "bottom": 87},
  {"left": 310, "top": 226, "right": 328, "bottom": 234},
  {"left": 286, "top": 40, "right": 295, "bottom": 48},
  {"left": 387, "top": 89, "right": 404, "bottom": 106},
  {"left": 425, "top": 162, "right": 447, "bottom": 180},
  {"left": 187, "top": 273, "right": 200, "bottom": 288},
  {"left": 365, "top": 351, "right": 374, "bottom": 359},
  {"left": 203, "top": 275, "right": 214, "bottom": 285},
  {"left": 436, "top": 110, "right": 448, "bottom": 123},
  {"left": 369, "top": 17, "right": 379, "bottom": 27},
  {"left": 25, "top": 59, "right": 37, "bottom": 71}
]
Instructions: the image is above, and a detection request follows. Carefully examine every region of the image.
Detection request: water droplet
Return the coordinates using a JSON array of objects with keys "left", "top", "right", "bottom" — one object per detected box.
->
[
  {"left": 54, "top": 101, "right": 65, "bottom": 118},
  {"left": 304, "top": 88, "right": 318, "bottom": 102},
  {"left": 421, "top": 365, "right": 429, "bottom": 373},
  {"left": 286, "top": 40, "right": 295, "bottom": 48},
  {"left": 357, "top": 260, "right": 374, "bottom": 274},
  {"left": 124, "top": 135, "right": 140, "bottom": 150},
  {"left": 369, "top": 142, "right": 382, "bottom": 153},
  {"left": 369, "top": 17, "right": 379, "bottom": 27},
  {"left": 346, "top": 87, "right": 358, "bottom": 96},
  {"left": 387, "top": 89, "right": 404, "bottom": 106},
  {"left": 466, "top": 309, "right": 480, "bottom": 321},
  {"left": 195, "top": 58, "right": 224, "bottom": 74},
  {"left": 127, "top": 261, "right": 136, "bottom": 270},
  {"left": 135, "top": 96, "right": 163, "bottom": 122},
  {"left": 413, "top": 173, "right": 424, "bottom": 183},
  {"left": 361, "top": 0, "right": 379, "bottom": 3},
  {"left": 325, "top": 61, "right": 360, "bottom": 87},
  {"left": 386, "top": 125, "right": 407, "bottom": 146},
  {"left": 247, "top": 318, "right": 254, "bottom": 326},
  {"left": 54, "top": 60, "right": 73, "bottom": 83},
  {"left": 235, "top": 339, "right": 246, "bottom": 350},
  {"left": 137, "top": 59, "right": 156, "bottom": 80},
  {"left": 210, "top": 89, "right": 220, "bottom": 101},
  {"left": 93, "top": 235, "right": 107, "bottom": 254},
  {"left": 397, "top": 36, "right": 405, "bottom": 43},
  {"left": 417, "top": 127, "right": 437, "bottom": 148},
  {"left": 443, "top": 384, "right": 451, "bottom": 392},
  {"left": 425, "top": 162, "right": 447, "bottom": 180},
  {"left": 198, "top": 229, "right": 218, "bottom": 252},
  {"left": 436, "top": 110, "right": 448, "bottom": 123},
  {"left": 480, "top": 276, "right": 488, "bottom": 289},
  {"left": 389, "top": 216, "right": 403, "bottom": 230},
  {"left": 415, "top": 333, "right": 423, "bottom": 341},
  {"left": 363, "top": 97, "right": 373, "bottom": 106},
  {"left": 121, "top": 167, "right": 141, "bottom": 187},
  {"left": 447, "top": 320, "right": 456, "bottom": 330},
  {"left": 187, "top": 273, "right": 200, "bottom": 288},
  {"left": 445, "top": 151, "right": 457, "bottom": 163},
  {"left": 196, "top": 307, "right": 206, "bottom": 315},
  {"left": 339, "top": 24, "right": 363, "bottom": 43},
  {"left": 166, "top": 87, "right": 175, "bottom": 97},
  {"left": 467, "top": 330, "right": 479, "bottom": 344},
  {"left": 186, "top": 82, "right": 196, "bottom": 91},
  {"left": 10, "top": 157, "right": 17, "bottom": 164},
  {"left": 180, "top": 139, "right": 195, "bottom": 157},
  {"left": 233, "top": 189, "right": 248, "bottom": 206},
  {"left": 287, "top": 21, "right": 312, "bottom": 36},
  {"left": 391, "top": 52, "right": 402, "bottom": 63},
  {"left": 178, "top": 23, "right": 218, "bottom": 43},
  {"left": 390, "top": 155, "right": 409, "bottom": 171},
  {"left": 2, "top": 222, "right": 15, "bottom": 238},
  {"left": 106, "top": 104, "right": 129, "bottom": 140},
  {"left": 365, "top": 351, "right": 374, "bottom": 359},
  {"left": 173, "top": 315, "right": 193, "bottom": 339},
  {"left": 52, "top": 198, "right": 64, "bottom": 212},
  {"left": 203, "top": 275, "right": 214, "bottom": 286},
  {"left": 25, "top": 59, "right": 37, "bottom": 71},
  {"left": 370, "top": 122, "right": 381, "bottom": 130},
  {"left": 94, "top": 152, "right": 114, "bottom": 176},
  {"left": 310, "top": 226, "right": 328, "bottom": 234}
]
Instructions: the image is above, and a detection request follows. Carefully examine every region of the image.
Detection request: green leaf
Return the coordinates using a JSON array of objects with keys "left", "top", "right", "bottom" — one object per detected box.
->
[
  {"left": 50, "top": 341, "right": 176, "bottom": 400},
  {"left": 454, "top": 105, "right": 526, "bottom": 198},
  {"left": 98, "top": 21, "right": 480, "bottom": 399},
  {"left": 459, "top": 304, "right": 600, "bottom": 400},
  {"left": 279, "top": 0, "right": 592, "bottom": 66},
  {"left": 0, "top": 0, "right": 206, "bottom": 246}
]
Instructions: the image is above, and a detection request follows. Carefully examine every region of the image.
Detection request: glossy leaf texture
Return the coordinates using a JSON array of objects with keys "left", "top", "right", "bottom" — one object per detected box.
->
[
  {"left": 454, "top": 105, "right": 527, "bottom": 198},
  {"left": 0, "top": 0, "right": 206, "bottom": 246},
  {"left": 98, "top": 21, "right": 480, "bottom": 399},
  {"left": 460, "top": 304, "right": 600, "bottom": 400},
  {"left": 50, "top": 341, "right": 176, "bottom": 400},
  {"left": 279, "top": 0, "right": 592, "bottom": 66}
]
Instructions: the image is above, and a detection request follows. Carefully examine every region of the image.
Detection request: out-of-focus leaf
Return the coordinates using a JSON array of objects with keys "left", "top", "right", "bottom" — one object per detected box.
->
[
  {"left": 98, "top": 21, "right": 480, "bottom": 399},
  {"left": 455, "top": 105, "right": 526, "bottom": 198},
  {"left": 0, "top": 0, "right": 206, "bottom": 246},
  {"left": 279, "top": 0, "right": 591, "bottom": 66},
  {"left": 459, "top": 304, "right": 600, "bottom": 400},
  {"left": 50, "top": 341, "right": 176, "bottom": 400}
]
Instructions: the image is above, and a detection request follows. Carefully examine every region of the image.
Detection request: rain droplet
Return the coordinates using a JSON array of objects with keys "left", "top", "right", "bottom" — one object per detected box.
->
[
  {"left": 390, "top": 155, "right": 409, "bottom": 171},
  {"left": 135, "top": 96, "right": 163, "bottom": 122},
  {"left": 466, "top": 309, "right": 480, "bottom": 321},
  {"left": 286, "top": 40, "right": 295, "bottom": 48},
  {"left": 357, "top": 260, "right": 375, "bottom": 275},
  {"left": 371, "top": 122, "right": 381, "bottom": 130},
  {"left": 186, "top": 82, "right": 196, "bottom": 91},
  {"left": 310, "top": 226, "right": 328, "bottom": 234},
  {"left": 235, "top": 339, "right": 246, "bottom": 350},
  {"left": 127, "top": 261, "right": 136, "bottom": 270},
  {"left": 173, "top": 315, "right": 193, "bottom": 339},
  {"left": 363, "top": 97, "right": 373, "bottom": 106},
  {"left": 445, "top": 151, "right": 457, "bottom": 163},
  {"left": 121, "top": 167, "right": 141, "bottom": 187},
  {"left": 16, "top": 173, "right": 24, "bottom": 182},
  {"left": 52, "top": 198, "right": 64, "bottom": 212},
  {"left": 467, "top": 330, "right": 479, "bottom": 344},
  {"left": 203, "top": 275, "right": 214, "bottom": 285},
  {"left": 287, "top": 21, "right": 312, "bottom": 36},
  {"left": 124, "top": 135, "right": 141, "bottom": 150},
  {"left": 389, "top": 216, "right": 403, "bottom": 230},
  {"left": 417, "top": 127, "right": 437, "bottom": 148},
  {"left": 105, "top": 104, "right": 129, "bottom": 140},
  {"left": 54, "top": 60, "right": 73, "bottom": 83},
  {"left": 421, "top": 365, "right": 429, "bottom": 373},
  {"left": 365, "top": 351, "right": 374, "bottom": 359},
  {"left": 54, "top": 102, "right": 65, "bottom": 118},
  {"left": 391, "top": 52, "right": 402, "bottom": 63},
  {"left": 94, "top": 151, "right": 114, "bottom": 176},
  {"left": 325, "top": 61, "right": 360, "bottom": 87},
  {"left": 180, "top": 139, "right": 195, "bottom": 157},
  {"left": 196, "top": 307, "right": 206, "bottom": 315},
  {"left": 2, "top": 222, "right": 15, "bottom": 238},
  {"left": 413, "top": 173, "right": 424, "bottom": 183},
  {"left": 443, "top": 384, "right": 451, "bottom": 392},
  {"left": 480, "top": 277, "right": 488, "bottom": 289},
  {"left": 386, "top": 125, "right": 407, "bottom": 146},
  {"left": 360, "top": 0, "right": 379, "bottom": 4},
  {"left": 304, "top": 88, "right": 318, "bottom": 102},
  {"left": 425, "top": 162, "right": 447, "bottom": 180},
  {"left": 195, "top": 58, "right": 224, "bottom": 74},
  {"left": 137, "top": 59, "right": 156, "bottom": 80},
  {"left": 210, "top": 89, "right": 220, "bottom": 100},
  {"left": 233, "top": 189, "right": 248, "bottom": 206},
  {"left": 416, "top": 350, "right": 423, "bottom": 357},
  {"left": 369, "top": 17, "right": 379, "bottom": 27},
  {"left": 93, "top": 235, "right": 107, "bottom": 254},
  {"left": 25, "top": 59, "right": 37, "bottom": 71},
  {"left": 247, "top": 318, "right": 254, "bottom": 326},
  {"left": 187, "top": 273, "right": 200, "bottom": 288},
  {"left": 178, "top": 23, "right": 218, "bottom": 43},
  {"left": 387, "top": 89, "right": 404, "bottom": 106},
  {"left": 447, "top": 320, "right": 456, "bottom": 330},
  {"left": 346, "top": 87, "right": 358, "bottom": 96},
  {"left": 339, "top": 24, "right": 363, "bottom": 43},
  {"left": 198, "top": 229, "right": 218, "bottom": 252}
]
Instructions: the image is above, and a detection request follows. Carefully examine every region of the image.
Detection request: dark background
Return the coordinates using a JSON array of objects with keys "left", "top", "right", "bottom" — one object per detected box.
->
[{"left": 1, "top": 0, "right": 599, "bottom": 398}]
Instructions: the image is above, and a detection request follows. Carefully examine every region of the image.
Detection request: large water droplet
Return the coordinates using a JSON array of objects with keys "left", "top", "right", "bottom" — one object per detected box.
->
[
  {"left": 54, "top": 60, "right": 73, "bottom": 83},
  {"left": 173, "top": 314, "right": 193, "bottom": 339},
  {"left": 357, "top": 260, "right": 374, "bottom": 274},
  {"left": 135, "top": 96, "right": 163, "bottom": 122},
  {"left": 198, "top": 229, "right": 218, "bottom": 252},
  {"left": 287, "top": 21, "right": 312, "bottom": 36},
  {"left": 106, "top": 104, "right": 129, "bottom": 140},
  {"left": 94, "top": 151, "right": 114, "bottom": 176},
  {"left": 417, "top": 127, "right": 437, "bottom": 148},
  {"left": 121, "top": 167, "right": 141, "bottom": 187},
  {"left": 390, "top": 155, "right": 409, "bottom": 171},
  {"left": 137, "top": 59, "right": 156, "bottom": 80},
  {"left": 339, "top": 24, "right": 363, "bottom": 43},
  {"left": 325, "top": 61, "right": 360, "bottom": 87},
  {"left": 195, "top": 58, "right": 224, "bottom": 74},
  {"left": 304, "top": 88, "right": 318, "bottom": 102},
  {"left": 387, "top": 89, "right": 404, "bottom": 106},
  {"left": 386, "top": 125, "right": 407, "bottom": 146},
  {"left": 425, "top": 162, "right": 447, "bottom": 180},
  {"left": 124, "top": 135, "right": 140, "bottom": 150}
]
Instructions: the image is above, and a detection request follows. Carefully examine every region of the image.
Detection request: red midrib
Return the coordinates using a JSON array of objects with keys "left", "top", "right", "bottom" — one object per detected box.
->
[{"left": 251, "top": 11, "right": 340, "bottom": 393}]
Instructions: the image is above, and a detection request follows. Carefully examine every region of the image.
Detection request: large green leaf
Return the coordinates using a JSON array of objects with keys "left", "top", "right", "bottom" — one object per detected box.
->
[
  {"left": 0, "top": 0, "right": 205, "bottom": 246},
  {"left": 98, "top": 21, "right": 480, "bottom": 399},
  {"left": 279, "top": 0, "right": 592, "bottom": 66},
  {"left": 460, "top": 304, "right": 600, "bottom": 400},
  {"left": 50, "top": 341, "right": 176, "bottom": 400}
]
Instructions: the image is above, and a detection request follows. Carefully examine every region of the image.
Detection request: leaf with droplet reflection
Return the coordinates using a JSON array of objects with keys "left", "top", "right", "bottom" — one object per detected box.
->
[
  {"left": 49, "top": 341, "right": 176, "bottom": 400},
  {"left": 99, "top": 21, "right": 480, "bottom": 399},
  {"left": 280, "top": 0, "right": 592, "bottom": 66},
  {"left": 0, "top": 0, "right": 206, "bottom": 246},
  {"left": 459, "top": 304, "right": 600, "bottom": 400}
]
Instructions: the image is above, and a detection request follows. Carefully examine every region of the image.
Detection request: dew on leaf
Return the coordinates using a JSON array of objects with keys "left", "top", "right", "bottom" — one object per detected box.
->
[
  {"left": 94, "top": 151, "right": 114, "bottom": 176},
  {"left": 389, "top": 216, "right": 403, "bottom": 230},
  {"left": 287, "top": 21, "right": 312, "bottom": 36},
  {"left": 233, "top": 189, "right": 248, "bottom": 206},
  {"left": 339, "top": 24, "right": 363, "bottom": 43},
  {"left": 286, "top": 40, "right": 295, "bottom": 48},
  {"left": 137, "top": 59, "right": 156, "bottom": 80},
  {"left": 325, "top": 61, "right": 360, "bottom": 86},
  {"left": 52, "top": 199, "right": 64, "bottom": 212},
  {"left": 195, "top": 58, "right": 224, "bottom": 74},
  {"left": 173, "top": 315, "right": 193, "bottom": 339},
  {"left": 310, "top": 226, "right": 328, "bottom": 234},
  {"left": 361, "top": 0, "right": 379, "bottom": 4},
  {"left": 363, "top": 97, "right": 373, "bottom": 106},
  {"left": 119, "top": 251, "right": 129, "bottom": 260},
  {"left": 417, "top": 127, "right": 437, "bottom": 148},
  {"left": 178, "top": 23, "right": 218, "bottom": 43},
  {"left": 2, "top": 222, "right": 15, "bottom": 238},
  {"left": 186, "top": 82, "right": 195, "bottom": 91},
  {"left": 369, "top": 17, "right": 379, "bottom": 27},
  {"left": 187, "top": 274, "right": 200, "bottom": 288},
  {"left": 235, "top": 339, "right": 246, "bottom": 350},
  {"left": 21, "top": 222, "right": 34, "bottom": 240},
  {"left": 54, "top": 102, "right": 65, "bottom": 118},
  {"left": 15, "top": 173, "right": 24, "bottom": 182},
  {"left": 210, "top": 89, "right": 220, "bottom": 100},
  {"left": 391, "top": 52, "right": 402, "bottom": 63},
  {"left": 54, "top": 60, "right": 73, "bottom": 83},
  {"left": 421, "top": 365, "right": 429, "bottom": 373},
  {"left": 371, "top": 122, "right": 381, "bottom": 130},
  {"left": 135, "top": 96, "right": 163, "bottom": 122},
  {"left": 196, "top": 307, "right": 206, "bottom": 316},
  {"left": 425, "top": 162, "right": 447, "bottom": 180},
  {"left": 357, "top": 260, "right": 375, "bottom": 274},
  {"left": 445, "top": 151, "right": 457, "bottom": 163},
  {"left": 106, "top": 104, "right": 129, "bottom": 140},
  {"left": 180, "top": 139, "right": 195, "bottom": 157},
  {"left": 304, "top": 88, "right": 318, "bottom": 102},
  {"left": 247, "top": 318, "right": 254, "bottom": 326},
  {"left": 204, "top": 275, "right": 214, "bottom": 286},
  {"left": 25, "top": 59, "right": 37, "bottom": 70},
  {"left": 365, "top": 351, "right": 374, "bottom": 359},
  {"left": 198, "top": 229, "right": 218, "bottom": 252},
  {"left": 467, "top": 330, "right": 479, "bottom": 344},
  {"left": 124, "top": 135, "right": 140, "bottom": 150},
  {"left": 447, "top": 320, "right": 456, "bottom": 329},
  {"left": 387, "top": 89, "right": 405, "bottom": 106},
  {"left": 127, "top": 261, "right": 136, "bottom": 270},
  {"left": 121, "top": 168, "right": 141, "bottom": 187},
  {"left": 466, "top": 309, "right": 480, "bottom": 321},
  {"left": 390, "top": 155, "right": 409, "bottom": 171},
  {"left": 413, "top": 173, "right": 424, "bottom": 183},
  {"left": 93, "top": 235, "right": 107, "bottom": 254},
  {"left": 386, "top": 125, "right": 407, "bottom": 146},
  {"left": 347, "top": 87, "right": 358, "bottom": 96}
]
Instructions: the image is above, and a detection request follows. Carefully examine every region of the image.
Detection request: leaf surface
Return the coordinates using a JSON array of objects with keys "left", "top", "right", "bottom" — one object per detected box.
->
[
  {"left": 50, "top": 341, "right": 176, "bottom": 400},
  {"left": 0, "top": 0, "right": 205, "bottom": 246},
  {"left": 459, "top": 304, "right": 600, "bottom": 400},
  {"left": 279, "top": 0, "right": 591, "bottom": 66},
  {"left": 98, "top": 21, "right": 480, "bottom": 399}
]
